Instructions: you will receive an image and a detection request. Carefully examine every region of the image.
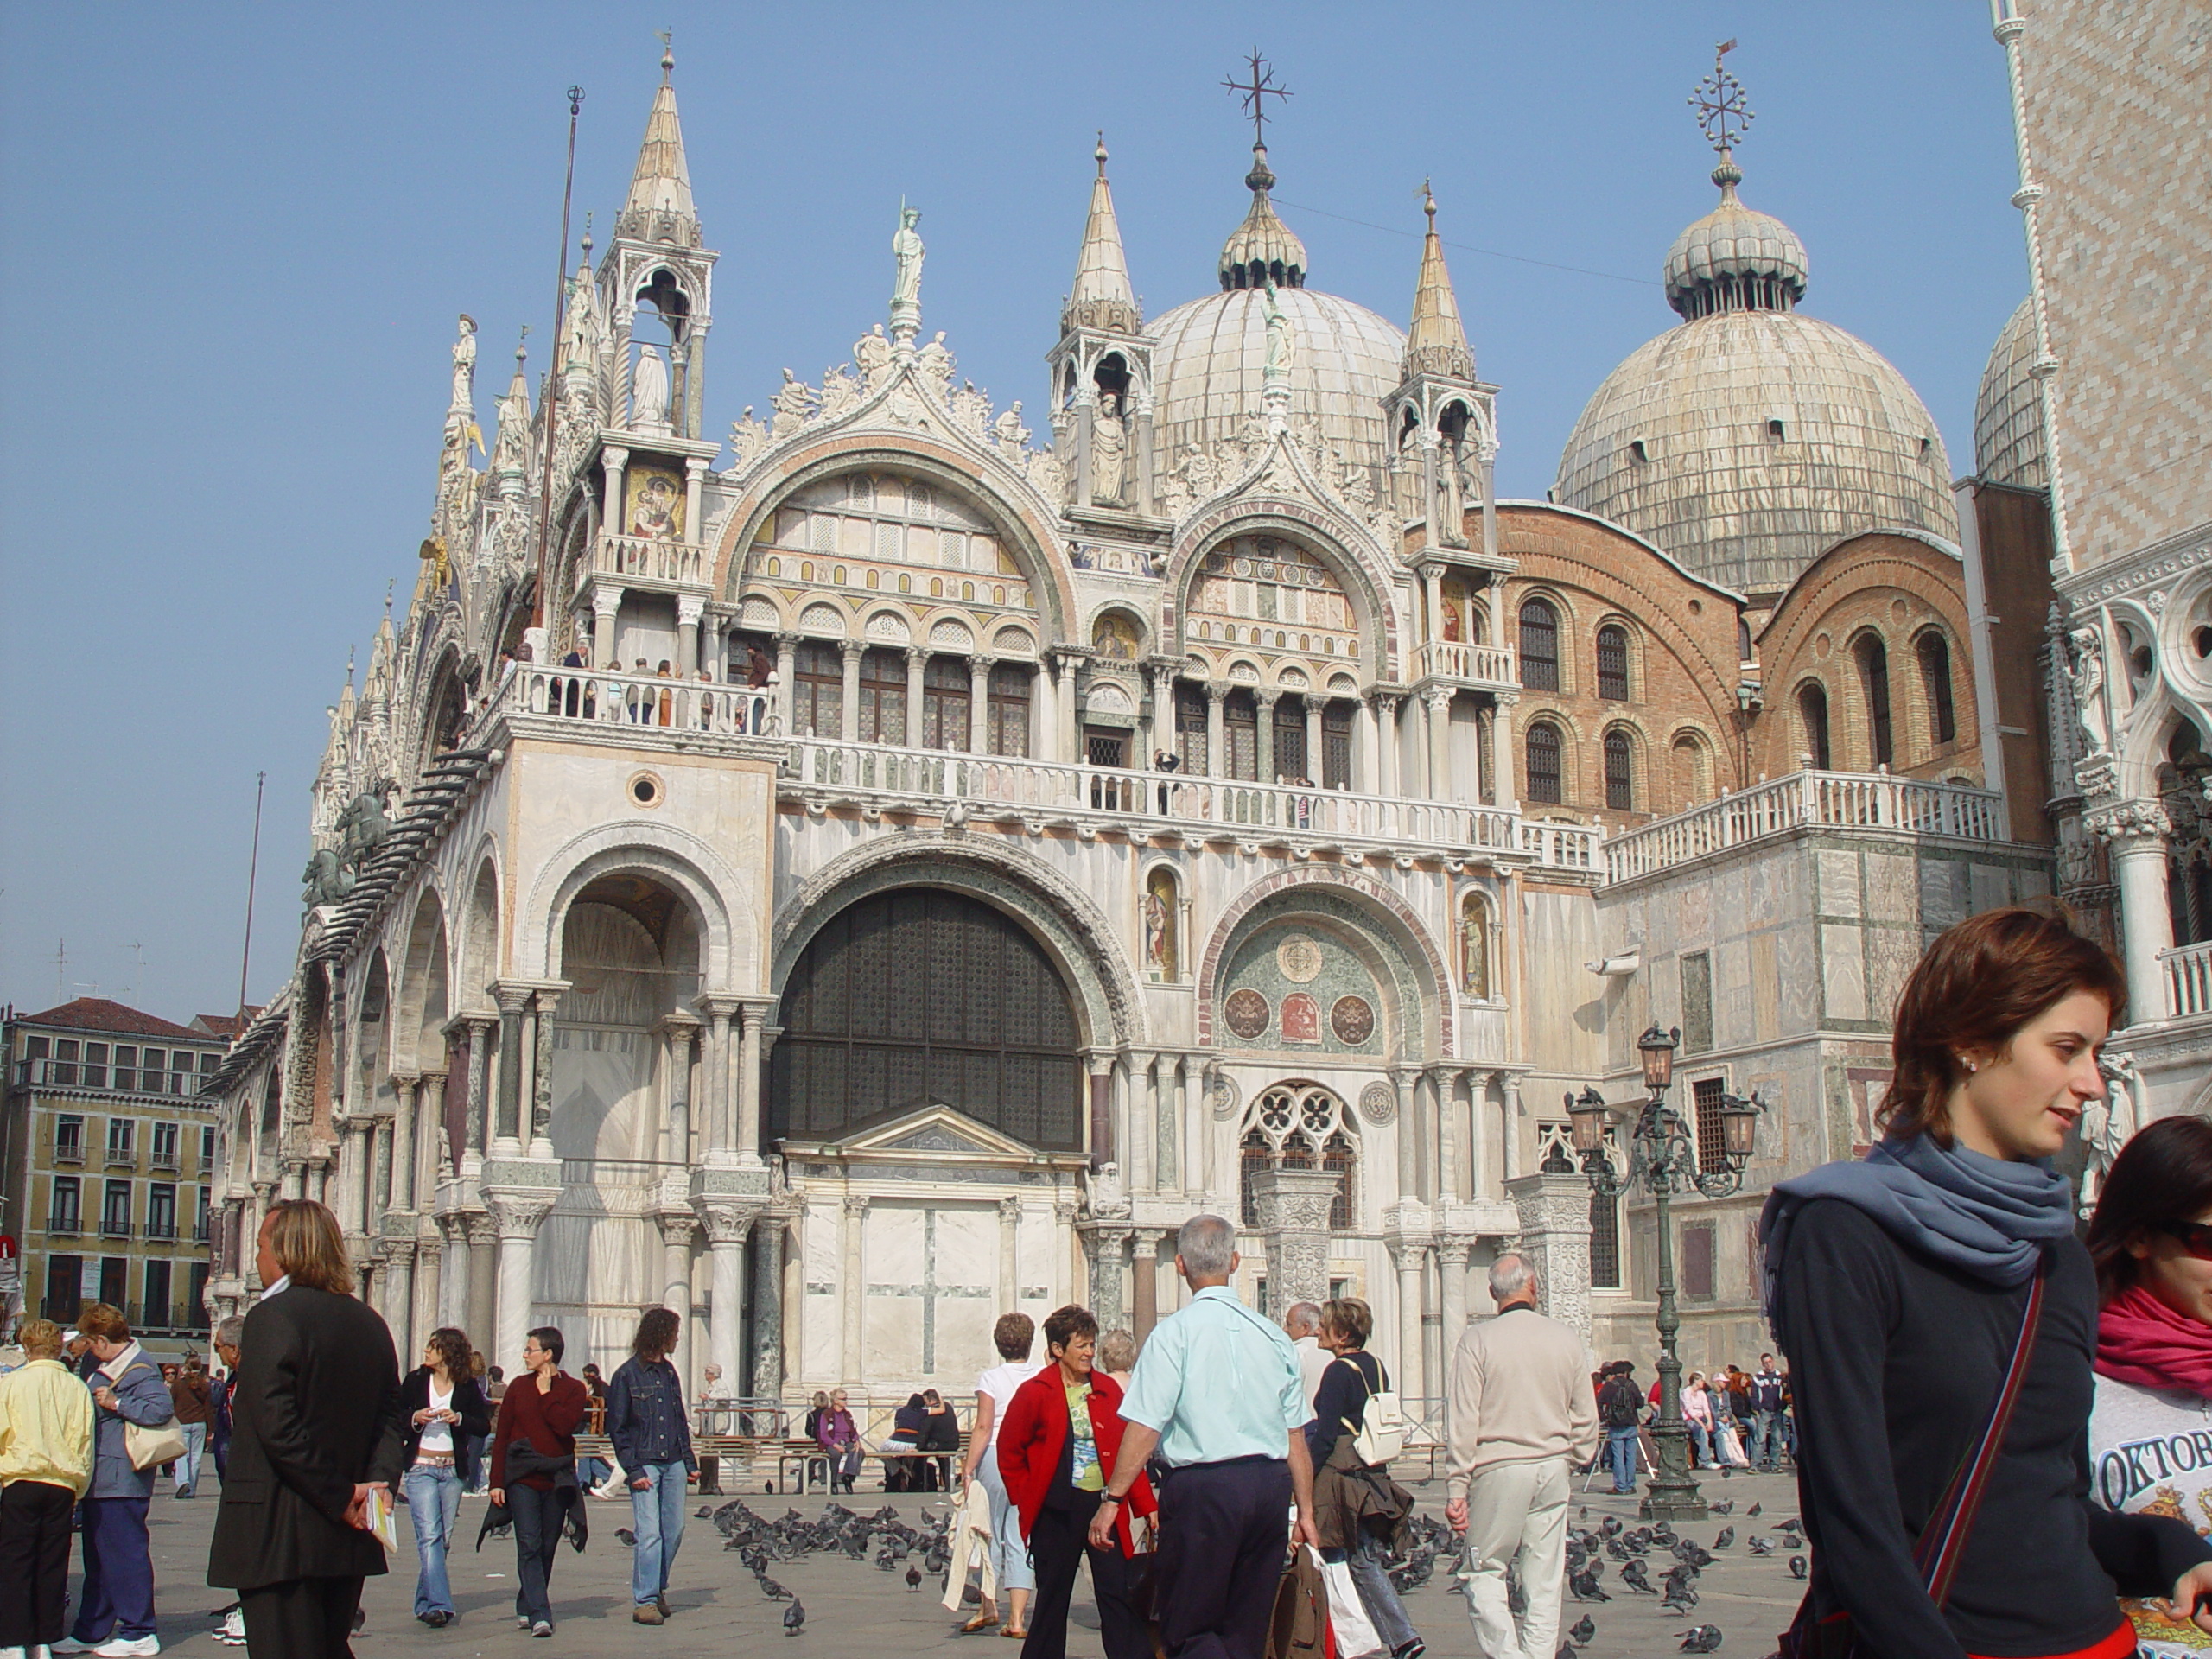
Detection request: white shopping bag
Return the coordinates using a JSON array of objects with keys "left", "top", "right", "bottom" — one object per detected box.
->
[{"left": 1306, "top": 1544, "right": 1384, "bottom": 1659}]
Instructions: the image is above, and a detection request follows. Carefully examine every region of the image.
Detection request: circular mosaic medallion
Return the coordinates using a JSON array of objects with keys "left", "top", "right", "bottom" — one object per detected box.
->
[
  {"left": 1275, "top": 933, "right": 1324, "bottom": 984},
  {"left": 1358, "top": 1080, "right": 1397, "bottom": 1126},
  {"left": 1211, "top": 1073, "right": 1243, "bottom": 1121},
  {"left": 1224, "top": 988, "right": 1272, "bottom": 1040},
  {"left": 1332, "top": 995, "right": 1376, "bottom": 1046}
]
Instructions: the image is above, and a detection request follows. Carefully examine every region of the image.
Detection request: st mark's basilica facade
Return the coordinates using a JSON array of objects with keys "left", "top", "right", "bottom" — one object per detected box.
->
[{"left": 203, "top": 43, "right": 2108, "bottom": 1417}]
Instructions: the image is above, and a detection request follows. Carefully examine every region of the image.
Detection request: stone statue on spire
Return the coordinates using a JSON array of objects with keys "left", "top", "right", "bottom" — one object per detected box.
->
[
  {"left": 631, "top": 344, "right": 671, "bottom": 431},
  {"left": 890, "top": 202, "right": 925, "bottom": 346}
]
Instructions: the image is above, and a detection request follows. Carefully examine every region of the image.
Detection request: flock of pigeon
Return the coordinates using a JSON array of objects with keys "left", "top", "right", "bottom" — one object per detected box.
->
[
  {"left": 1553, "top": 1497, "right": 1808, "bottom": 1655},
  {"left": 650, "top": 1489, "right": 1806, "bottom": 1656}
]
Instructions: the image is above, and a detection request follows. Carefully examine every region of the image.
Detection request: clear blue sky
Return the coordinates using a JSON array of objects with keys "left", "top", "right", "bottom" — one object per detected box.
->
[{"left": 0, "top": 3, "right": 2026, "bottom": 1021}]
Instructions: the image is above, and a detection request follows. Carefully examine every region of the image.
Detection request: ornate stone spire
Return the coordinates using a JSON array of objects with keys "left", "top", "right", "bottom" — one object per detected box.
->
[
  {"left": 614, "top": 43, "right": 699, "bottom": 247},
  {"left": 1218, "top": 143, "right": 1307, "bottom": 291},
  {"left": 1064, "top": 135, "right": 1141, "bottom": 334},
  {"left": 1402, "top": 183, "right": 1473, "bottom": 381}
]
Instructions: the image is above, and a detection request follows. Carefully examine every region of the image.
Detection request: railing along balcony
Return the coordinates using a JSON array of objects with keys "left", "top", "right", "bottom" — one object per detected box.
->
[
  {"left": 1604, "top": 768, "right": 2005, "bottom": 883},
  {"left": 504, "top": 665, "right": 777, "bottom": 740},
  {"left": 588, "top": 531, "right": 707, "bottom": 588},
  {"left": 784, "top": 736, "right": 1535, "bottom": 858},
  {"left": 1414, "top": 640, "right": 1517, "bottom": 688},
  {"left": 2161, "top": 939, "right": 2212, "bottom": 1020}
]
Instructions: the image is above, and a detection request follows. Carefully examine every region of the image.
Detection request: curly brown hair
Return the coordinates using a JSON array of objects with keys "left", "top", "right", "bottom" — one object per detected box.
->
[
  {"left": 992, "top": 1311, "right": 1036, "bottom": 1362},
  {"left": 1878, "top": 906, "right": 2126, "bottom": 1145},
  {"left": 425, "top": 1326, "right": 474, "bottom": 1379}
]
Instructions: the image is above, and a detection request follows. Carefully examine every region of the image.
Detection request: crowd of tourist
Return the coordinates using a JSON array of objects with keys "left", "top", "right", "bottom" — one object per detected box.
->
[{"left": 12, "top": 907, "right": 2212, "bottom": 1657}]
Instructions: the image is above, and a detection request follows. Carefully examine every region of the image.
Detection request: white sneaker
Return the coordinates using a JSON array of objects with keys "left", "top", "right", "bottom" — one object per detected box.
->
[
  {"left": 92, "top": 1641, "right": 161, "bottom": 1658},
  {"left": 1, "top": 1642, "right": 27, "bottom": 1657},
  {"left": 48, "top": 1643, "right": 95, "bottom": 1656},
  {"left": 210, "top": 1608, "right": 247, "bottom": 1648}
]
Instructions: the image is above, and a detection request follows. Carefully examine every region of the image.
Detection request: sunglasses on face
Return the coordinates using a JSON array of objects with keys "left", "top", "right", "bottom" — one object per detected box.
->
[{"left": 2157, "top": 1220, "right": 2212, "bottom": 1260}]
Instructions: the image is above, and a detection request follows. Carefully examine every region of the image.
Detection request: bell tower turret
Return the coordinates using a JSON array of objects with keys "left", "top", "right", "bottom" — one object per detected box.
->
[{"left": 1046, "top": 137, "right": 1155, "bottom": 515}]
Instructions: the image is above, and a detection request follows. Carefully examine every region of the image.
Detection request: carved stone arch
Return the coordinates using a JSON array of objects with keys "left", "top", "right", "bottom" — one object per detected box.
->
[
  {"left": 859, "top": 605, "right": 915, "bottom": 646},
  {"left": 2120, "top": 683, "right": 2193, "bottom": 802},
  {"left": 391, "top": 881, "right": 451, "bottom": 1074},
  {"left": 1195, "top": 866, "right": 1453, "bottom": 1059},
  {"left": 712, "top": 435, "right": 1078, "bottom": 644},
  {"left": 460, "top": 853, "right": 502, "bottom": 1011},
  {"left": 353, "top": 947, "right": 394, "bottom": 1107},
  {"left": 526, "top": 823, "right": 749, "bottom": 991},
  {"left": 770, "top": 834, "right": 1144, "bottom": 1049},
  {"left": 1161, "top": 501, "right": 1403, "bottom": 671}
]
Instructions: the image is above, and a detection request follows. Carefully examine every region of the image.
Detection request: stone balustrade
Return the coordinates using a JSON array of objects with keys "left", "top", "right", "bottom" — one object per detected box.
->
[
  {"left": 589, "top": 531, "right": 708, "bottom": 588},
  {"left": 1414, "top": 639, "right": 1517, "bottom": 687},
  {"left": 1604, "top": 768, "right": 2006, "bottom": 883},
  {"left": 2161, "top": 938, "right": 2212, "bottom": 1020},
  {"left": 505, "top": 664, "right": 776, "bottom": 737}
]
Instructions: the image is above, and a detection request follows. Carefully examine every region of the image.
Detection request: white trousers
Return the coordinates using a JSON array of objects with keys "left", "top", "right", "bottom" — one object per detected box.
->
[{"left": 1460, "top": 1455, "right": 1569, "bottom": 1659}]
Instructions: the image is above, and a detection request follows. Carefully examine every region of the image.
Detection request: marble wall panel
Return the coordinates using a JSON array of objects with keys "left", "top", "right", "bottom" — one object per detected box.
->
[
  {"left": 1970, "top": 864, "right": 2012, "bottom": 918},
  {"left": 1920, "top": 859, "right": 1967, "bottom": 931},
  {"left": 801, "top": 1203, "right": 839, "bottom": 1381},
  {"left": 1866, "top": 927, "right": 1922, "bottom": 1027},
  {"left": 1714, "top": 936, "right": 1752, "bottom": 1052},
  {"left": 1816, "top": 849, "right": 1862, "bottom": 919},
  {"left": 1865, "top": 850, "right": 1917, "bottom": 925},
  {"left": 1751, "top": 931, "right": 1781, "bottom": 1044},
  {"left": 1821, "top": 923, "right": 1868, "bottom": 1020}
]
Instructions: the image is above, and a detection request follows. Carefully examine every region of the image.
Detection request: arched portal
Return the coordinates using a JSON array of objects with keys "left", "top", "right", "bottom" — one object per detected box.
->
[{"left": 770, "top": 887, "right": 1084, "bottom": 1150}]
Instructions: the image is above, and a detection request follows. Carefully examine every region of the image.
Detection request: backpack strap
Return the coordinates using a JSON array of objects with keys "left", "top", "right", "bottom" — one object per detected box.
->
[{"left": 1914, "top": 1256, "right": 2047, "bottom": 1606}]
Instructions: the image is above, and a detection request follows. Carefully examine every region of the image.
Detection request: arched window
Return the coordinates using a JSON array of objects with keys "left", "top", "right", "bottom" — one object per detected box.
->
[
  {"left": 1239, "top": 1085, "right": 1358, "bottom": 1233},
  {"left": 1595, "top": 625, "right": 1630, "bottom": 701},
  {"left": 792, "top": 641, "right": 842, "bottom": 739},
  {"left": 857, "top": 648, "right": 906, "bottom": 745},
  {"left": 922, "top": 655, "right": 969, "bottom": 750},
  {"left": 1519, "top": 599, "right": 1560, "bottom": 691},
  {"left": 1669, "top": 734, "right": 1707, "bottom": 811},
  {"left": 1460, "top": 890, "right": 1492, "bottom": 999},
  {"left": 1917, "top": 631, "right": 1956, "bottom": 747},
  {"left": 1525, "top": 721, "right": 1564, "bottom": 804},
  {"left": 1224, "top": 690, "right": 1259, "bottom": 780},
  {"left": 988, "top": 663, "right": 1032, "bottom": 757},
  {"left": 1603, "top": 729, "right": 1634, "bottom": 810},
  {"left": 1799, "top": 683, "right": 1831, "bottom": 771},
  {"left": 1856, "top": 636, "right": 1894, "bottom": 766}
]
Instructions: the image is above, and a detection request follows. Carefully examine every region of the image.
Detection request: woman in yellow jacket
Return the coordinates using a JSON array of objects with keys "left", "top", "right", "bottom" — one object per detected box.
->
[{"left": 0, "top": 1317, "right": 97, "bottom": 1653}]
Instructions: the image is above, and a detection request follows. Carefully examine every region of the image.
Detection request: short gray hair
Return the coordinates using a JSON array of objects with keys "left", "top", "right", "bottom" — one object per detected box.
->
[
  {"left": 214, "top": 1315, "right": 245, "bottom": 1349},
  {"left": 1488, "top": 1253, "right": 1536, "bottom": 1306},
  {"left": 1177, "top": 1214, "right": 1236, "bottom": 1278},
  {"left": 1282, "top": 1301, "right": 1322, "bottom": 1336}
]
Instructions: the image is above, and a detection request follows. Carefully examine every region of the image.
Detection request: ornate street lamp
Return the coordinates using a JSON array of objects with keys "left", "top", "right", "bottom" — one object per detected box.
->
[{"left": 1566, "top": 1025, "right": 1764, "bottom": 1522}]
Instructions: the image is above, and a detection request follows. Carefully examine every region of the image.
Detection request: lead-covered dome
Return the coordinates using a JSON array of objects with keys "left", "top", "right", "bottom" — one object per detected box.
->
[
  {"left": 1148, "top": 149, "right": 1406, "bottom": 477},
  {"left": 1556, "top": 162, "right": 1955, "bottom": 598},
  {"left": 1974, "top": 296, "right": 2047, "bottom": 490}
]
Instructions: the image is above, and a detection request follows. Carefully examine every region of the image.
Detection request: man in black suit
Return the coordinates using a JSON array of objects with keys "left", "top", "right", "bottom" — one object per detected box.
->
[{"left": 208, "top": 1198, "right": 406, "bottom": 1658}]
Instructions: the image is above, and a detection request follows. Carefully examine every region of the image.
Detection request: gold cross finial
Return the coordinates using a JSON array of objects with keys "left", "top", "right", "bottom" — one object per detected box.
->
[
  {"left": 1222, "top": 49, "right": 1292, "bottom": 149},
  {"left": 1689, "top": 38, "right": 1754, "bottom": 157}
]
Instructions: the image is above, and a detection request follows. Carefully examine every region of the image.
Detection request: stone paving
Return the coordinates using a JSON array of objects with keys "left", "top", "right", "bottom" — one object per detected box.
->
[{"left": 120, "top": 1467, "right": 1807, "bottom": 1657}]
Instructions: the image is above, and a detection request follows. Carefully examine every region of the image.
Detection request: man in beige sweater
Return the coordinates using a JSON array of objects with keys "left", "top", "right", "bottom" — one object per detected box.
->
[{"left": 1442, "top": 1254, "right": 1598, "bottom": 1659}]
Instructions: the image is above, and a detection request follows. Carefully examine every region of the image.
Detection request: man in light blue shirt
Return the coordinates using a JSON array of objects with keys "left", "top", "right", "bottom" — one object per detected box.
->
[{"left": 1089, "top": 1216, "right": 1317, "bottom": 1659}]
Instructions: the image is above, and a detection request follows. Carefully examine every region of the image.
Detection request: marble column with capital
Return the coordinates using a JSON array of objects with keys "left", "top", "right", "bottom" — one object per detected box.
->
[
  {"left": 411, "top": 1233, "right": 442, "bottom": 1360},
  {"left": 463, "top": 1018, "right": 494, "bottom": 1175},
  {"left": 701, "top": 1205, "right": 753, "bottom": 1389},
  {"left": 486, "top": 1192, "right": 556, "bottom": 1373},
  {"left": 493, "top": 988, "right": 530, "bottom": 1154},
  {"left": 1437, "top": 1237, "right": 1471, "bottom": 1360},
  {"left": 530, "top": 991, "right": 560, "bottom": 1157},
  {"left": 463, "top": 1211, "right": 499, "bottom": 1360},
  {"left": 1375, "top": 694, "right": 1402, "bottom": 800},
  {"left": 381, "top": 1238, "right": 417, "bottom": 1357},
  {"left": 775, "top": 633, "right": 799, "bottom": 736},
  {"left": 389, "top": 1076, "right": 420, "bottom": 1213},
  {"left": 905, "top": 647, "right": 927, "bottom": 747},
  {"left": 736, "top": 1001, "right": 768, "bottom": 1166},
  {"left": 1086, "top": 1053, "right": 1116, "bottom": 1172},
  {"left": 1426, "top": 686, "right": 1454, "bottom": 802},
  {"left": 1255, "top": 690, "right": 1280, "bottom": 783},
  {"left": 840, "top": 641, "right": 865, "bottom": 746},
  {"left": 750, "top": 1214, "right": 787, "bottom": 1403},
  {"left": 2094, "top": 800, "right": 2173, "bottom": 1013},
  {"left": 969, "top": 655, "right": 995, "bottom": 753},
  {"left": 997, "top": 1196, "right": 1022, "bottom": 1315},
  {"left": 1491, "top": 690, "right": 1519, "bottom": 807},
  {"left": 658, "top": 1211, "right": 699, "bottom": 1384},
  {"left": 1501, "top": 1075, "right": 1525, "bottom": 1184},
  {"left": 699, "top": 1001, "right": 735, "bottom": 1163},
  {"left": 840, "top": 1197, "right": 869, "bottom": 1388},
  {"left": 677, "top": 594, "right": 703, "bottom": 680},
  {"left": 1389, "top": 1235, "right": 1428, "bottom": 1406},
  {"left": 1393, "top": 1069, "right": 1421, "bottom": 1202},
  {"left": 1205, "top": 683, "right": 1226, "bottom": 778}
]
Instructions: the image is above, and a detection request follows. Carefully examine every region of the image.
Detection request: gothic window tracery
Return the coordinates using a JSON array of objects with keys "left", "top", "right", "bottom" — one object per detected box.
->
[
  {"left": 1236, "top": 1084, "right": 1358, "bottom": 1234},
  {"left": 1855, "top": 634, "right": 1894, "bottom": 767}
]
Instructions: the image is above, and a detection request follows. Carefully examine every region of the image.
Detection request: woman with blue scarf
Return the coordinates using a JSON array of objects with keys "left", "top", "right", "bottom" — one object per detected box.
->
[{"left": 1762, "top": 907, "right": 2212, "bottom": 1658}]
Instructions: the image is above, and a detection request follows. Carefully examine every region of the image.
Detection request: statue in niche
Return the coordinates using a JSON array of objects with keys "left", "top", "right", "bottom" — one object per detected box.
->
[
  {"left": 891, "top": 202, "right": 925, "bottom": 312},
  {"left": 1086, "top": 1161, "right": 1131, "bottom": 1220},
  {"left": 727, "top": 406, "right": 768, "bottom": 469},
  {"left": 993, "top": 401, "right": 1030, "bottom": 459},
  {"left": 2069, "top": 626, "right": 2112, "bottom": 757},
  {"left": 916, "top": 331, "right": 956, "bottom": 401},
  {"left": 449, "top": 313, "right": 478, "bottom": 410},
  {"left": 1437, "top": 434, "right": 1466, "bottom": 541},
  {"left": 2078, "top": 1052, "right": 2142, "bottom": 1217},
  {"left": 1144, "top": 870, "right": 1177, "bottom": 979},
  {"left": 1091, "top": 393, "right": 1128, "bottom": 506},
  {"left": 770, "top": 369, "right": 818, "bottom": 438},
  {"left": 855, "top": 325, "right": 894, "bottom": 391},
  {"left": 1092, "top": 613, "right": 1140, "bottom": 661},
  {"left": 1262, "top": 280, "right": 1294, "bottom": 379},
  {"left": 631, "top": 344, "right": 671, "bottom": 431}
]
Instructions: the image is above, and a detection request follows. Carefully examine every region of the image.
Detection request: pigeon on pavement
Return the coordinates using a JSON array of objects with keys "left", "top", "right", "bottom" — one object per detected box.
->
[
  {"left": 1708, "top": 1500, "right": 1732, "bottom": 1516},
  {"left": 757, "top": 1572, "right": 793, "bottom": 1600},
  {"left": 906, "top": 1564, "right": 923, "bottom": 1592},
  {"left": 1678, "top": 1626, "right": 1722, "bottom": 1651},
  {"left": 1746, "top": 1502, "right": 1762, "bottom": 1517},
  {"left": 1567, "top": 1564, "right": 1611, "bottom": 1601},
  {"left": 1789, "top": 1554, "right": 1808, "bottom": 1580},
  {"left": 784, "top": 1599, "right": 806, "bottom": 1637},
  {"left": 1747, "top": 1536, "right": 1774, "bottom": 1555},
  {"left": 616, "top": 1527, "right": 637, "bottom": 1548},
  {"left": 1712, "top": 1526, "right": 1734, "bottom": 1549},
  {"left": 1621, "top": 1559, "right": 1657, "bottom": 1594},
  {"left": 1568, "top": 1615, "right": 1597, "bottom": 1644}
]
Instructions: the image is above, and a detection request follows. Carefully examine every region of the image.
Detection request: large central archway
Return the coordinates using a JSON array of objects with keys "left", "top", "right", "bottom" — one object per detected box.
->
[{"left": 769, "top": 887, "right": 1084, "bottom": 1151}]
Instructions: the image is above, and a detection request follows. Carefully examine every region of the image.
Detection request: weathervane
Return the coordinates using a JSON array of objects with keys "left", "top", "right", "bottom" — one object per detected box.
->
[
  {"left": 1223, "top": 50, "right": 1292, "bottom": 148},
  {"left": 1689, "top": 40, "right": 1753, "bottom": 156}
]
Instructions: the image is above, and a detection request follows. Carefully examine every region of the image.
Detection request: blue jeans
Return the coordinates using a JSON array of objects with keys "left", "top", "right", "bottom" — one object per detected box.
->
[
  {"left": 176, "top": 1421, "right": 207, "bottom": 1495},
  {"left": 975, "top": 1452, "right": 1036, "bottom": 1595},
  {"left": 629, "top": 1461, "right": 689, "bottom": 1605},
  {"left": 1605, "top": 1427, "right": 1639, "bottom": 1492},
  {"left": 73, "top": 1495, "right": 156, "bottom": 1642},
  {"left": 404, "top": 1463, "right": 464, "bottom": 1618},
  {"left": 1752, "top": 1408, "right": 1788, "bottom": 1468}
]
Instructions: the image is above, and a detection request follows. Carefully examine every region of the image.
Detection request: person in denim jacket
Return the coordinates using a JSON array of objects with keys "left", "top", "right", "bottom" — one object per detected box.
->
[{"left": 605, "top": 1308, "right": 696, "bottom": 1625}]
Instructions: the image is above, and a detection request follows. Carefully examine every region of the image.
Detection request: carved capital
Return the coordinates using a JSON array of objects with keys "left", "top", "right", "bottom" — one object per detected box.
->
[
  {"left": 999, "top": 1194, "right": 1023, "bottom": 1224},
  {"left": 485, "top": 1189, "right": 558, "bottom": 1240},
  {"left": 655, "top": 1211, "right": 698, "bottom": 1249},
  {"left": 461, "top": 1210, "right": 500, "bottom": 1248},
  {"left": 696, "top": 1200, "right": 763, "bottom": 1245},
  {"left": 2088, "top": 798, "right": 2170, "bottom": 848},
  {"left": 379, "top": 1237, "right": 418, "bottom": 1268},
  {"left": 842, "top": 1194, "right": 871, "bottom": 1221}
]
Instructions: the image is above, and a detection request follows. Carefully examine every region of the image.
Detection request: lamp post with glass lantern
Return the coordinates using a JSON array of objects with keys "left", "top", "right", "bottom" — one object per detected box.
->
[{"left": 1567, "top": 1024, "right": 1763, "bottom": 1522}]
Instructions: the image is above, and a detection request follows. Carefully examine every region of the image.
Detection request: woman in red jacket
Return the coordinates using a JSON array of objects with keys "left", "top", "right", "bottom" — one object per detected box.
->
[{"left": 996, "top": 1305, "right": 1155, "bottom": 1659}]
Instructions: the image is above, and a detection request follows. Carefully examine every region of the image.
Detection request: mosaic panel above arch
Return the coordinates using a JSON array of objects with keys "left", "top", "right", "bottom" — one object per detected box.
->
[
  {"left": 1185, "top": 534, "right": 1360, "bottom": 662},
  {"left": 748, "top": 469, "right": 1039, "bottom": 618},
  {"left": 1212, "top": 889, "right": 1424, "bottom": 1061}
]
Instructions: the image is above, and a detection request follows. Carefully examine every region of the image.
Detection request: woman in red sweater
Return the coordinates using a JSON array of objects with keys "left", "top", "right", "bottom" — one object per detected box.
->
[
  {"left": 996, "top": 1305, "right": 1155, "bottom": 1659},
  {"left": 487, "top": 1326, "right": 591, "bottom": 1638}
]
